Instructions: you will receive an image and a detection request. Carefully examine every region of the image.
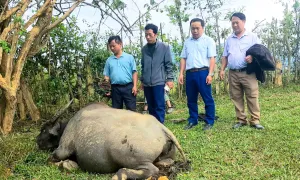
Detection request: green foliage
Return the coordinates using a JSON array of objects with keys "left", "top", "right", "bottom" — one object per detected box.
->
[
  {"left": 1, "top": 85, "right": 300, "bottom": 179},
  {"left": 0, "top": 40, "right": 11, "bottom": 53}
]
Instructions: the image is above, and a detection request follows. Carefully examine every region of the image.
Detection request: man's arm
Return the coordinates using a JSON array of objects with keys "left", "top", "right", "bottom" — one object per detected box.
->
[
  {"left": 220, "top": 56, "right": 228, "bottom": 80},
  {"left": 206, "top": 38, "right": 217, "bottom": 84},
  {"left": 164, "top": 45, "right": 174, "bottom": 82},
  {"left": 103, "top": 59, "right": 110, "bottom": 82},
  {"left": 140, "top": 48, "right": 144, "bottom": 83}
]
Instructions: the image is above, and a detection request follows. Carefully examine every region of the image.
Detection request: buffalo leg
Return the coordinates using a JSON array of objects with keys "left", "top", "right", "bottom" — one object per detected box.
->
[
  {"left": 111, "top": 162, "right": 159, "bottom": 180},
  {"left": 53, "top": 146, "right": 73, "bottom": 161}
]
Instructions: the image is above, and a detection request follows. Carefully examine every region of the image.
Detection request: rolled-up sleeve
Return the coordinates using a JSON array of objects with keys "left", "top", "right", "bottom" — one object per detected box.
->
[
  {"left": 222, "top": 39, "right": 229, "bottom": 57},
  {"left": 131, "top": 55, "right": 137, "bottom": 72},
  {"left": 103, "top": 59, "right": 110, "bottom": 76},
  {"left": 207, "top": 38, "right": 217, "bottom": 58},
  {"left": 180, "top": 41, "right": 187, "bottom": 59}
]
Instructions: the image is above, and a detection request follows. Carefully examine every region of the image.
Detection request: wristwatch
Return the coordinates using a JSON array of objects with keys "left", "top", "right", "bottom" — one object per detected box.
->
[{"left": 208, "top": 73, "right": 214, "bottom": 77}]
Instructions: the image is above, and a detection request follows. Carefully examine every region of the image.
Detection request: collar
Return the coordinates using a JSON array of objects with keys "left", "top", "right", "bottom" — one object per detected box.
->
[
  {"left": 190, "top": 34, "right": 206, "bottom": 41},
  {"left": 146, "top": 40, "right": 160, "bottom": 48},
  {"left": 112, "top": 52, "right": 124, "bottom": 59},
  {"left": 232, "top": 29, "right": 249, "bottom": 38}
]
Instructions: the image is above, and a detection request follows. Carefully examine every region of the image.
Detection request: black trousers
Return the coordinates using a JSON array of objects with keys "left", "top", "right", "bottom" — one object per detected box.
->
[{"left": 111, "top": 83, "right": 136, "bottom": 111}]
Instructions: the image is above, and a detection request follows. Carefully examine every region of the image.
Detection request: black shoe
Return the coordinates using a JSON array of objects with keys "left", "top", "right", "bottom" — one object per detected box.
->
[
  {"left": 232, "top": 122, "right": 247, "bottom": 129},
  {"left": 203, "top": 124, "right": 213, "bottom": 131},
  {"left": 250, "top": 124, "right": 264, "bottom": 130},
  {"left": 184, "top": 123, "right": 197, "bottom": 130}
]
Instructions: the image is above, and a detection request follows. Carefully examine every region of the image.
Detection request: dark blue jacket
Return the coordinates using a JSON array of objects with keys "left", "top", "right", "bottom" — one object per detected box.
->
[{"left": 246, "top": 44, "right": 275, "bottom": 83}]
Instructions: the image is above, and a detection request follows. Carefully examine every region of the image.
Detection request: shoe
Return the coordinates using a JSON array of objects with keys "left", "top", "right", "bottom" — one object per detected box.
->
[
  {"left": 250, "top": 124, "right": 264, "bottom": 130},
  {"left": 232, "top": 122, "right": 247, "bottom": 129},
  {"left": 203, "top": 124, "right": 213, "bottom": 131},
  {"left": 184, "top": 123, "right": 197, "bottom": 130},
  {"left": 166, "top": 107, "right": 174, "bottom": 114}
]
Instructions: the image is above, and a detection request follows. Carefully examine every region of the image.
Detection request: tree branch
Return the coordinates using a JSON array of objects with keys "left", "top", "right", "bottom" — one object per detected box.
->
[
  {"left": 0, "top": 74, "right": 8, "bottom": 90},
  {"left": 43, "top": 0, "right": 83, "bottom": 34},
  {"left": 12, "top": 26, "right": 40, "bottom": 90},
  {"left": 0, "top": 0, "right": 30, "bottom": 24},
  {"left": 24, "top": 0, "right": 51, "bottom": 30},
  {"left": 252, "top": 19, "right": 266, "bottom": 32},
  {"left": 118, "top": 0, "right": 166, "bottom": 34}
]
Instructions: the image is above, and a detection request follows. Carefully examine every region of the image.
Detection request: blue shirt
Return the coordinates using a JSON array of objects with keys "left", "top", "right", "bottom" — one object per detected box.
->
[
  {"left": 180, "top": 34, "right": 216, "bottom": 70},
  {"left": 222, "top": 30, "right": 261, "bottom": 69},
  {"left": 103, "top": 52, "right": 137, "bottom": 85}
]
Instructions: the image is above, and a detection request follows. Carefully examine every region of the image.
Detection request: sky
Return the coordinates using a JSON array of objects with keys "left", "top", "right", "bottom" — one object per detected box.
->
[{"left": 70, "top": 0, "right": 284, "bottom": 44}]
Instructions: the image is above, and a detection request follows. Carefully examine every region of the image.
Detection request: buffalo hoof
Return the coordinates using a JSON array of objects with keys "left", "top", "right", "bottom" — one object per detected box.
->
[
  {"left": 62, "top": 160, "right": 79, "bottom": 171},
  {"left": 154, "top": 158, "right": 175, "bottom": 167}
]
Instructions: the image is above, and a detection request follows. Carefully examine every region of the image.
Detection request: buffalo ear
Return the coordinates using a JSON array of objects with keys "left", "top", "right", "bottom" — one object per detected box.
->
[{"left": 49, "top": 122, "right": 60, "bottom": 136}]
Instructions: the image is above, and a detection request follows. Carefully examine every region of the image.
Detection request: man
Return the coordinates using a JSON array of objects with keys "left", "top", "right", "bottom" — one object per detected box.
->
[
  {"left": 220, "top": 12, "right": 264, "bottom": 129},
  {"left": 179, "top": 18, "right": 216, "bottom": 131},
  {"left": 140, "top": 23, "right": 174, "bottom": 123},
  {"left": 103, "top": 35, "right": 138, "bottom": 111}
]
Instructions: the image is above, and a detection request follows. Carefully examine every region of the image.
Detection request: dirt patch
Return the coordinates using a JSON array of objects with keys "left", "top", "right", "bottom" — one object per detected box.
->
[{"left": 150, "top": 160, "right": 192, "bottom": 180}]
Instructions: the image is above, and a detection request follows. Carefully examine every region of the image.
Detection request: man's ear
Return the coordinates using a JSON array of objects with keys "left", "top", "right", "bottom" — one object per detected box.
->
[{"left": 49, "top": 122, "right": 60, "bottom": 136}]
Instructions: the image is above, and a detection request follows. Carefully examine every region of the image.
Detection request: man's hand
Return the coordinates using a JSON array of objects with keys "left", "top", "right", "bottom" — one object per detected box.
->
[
  {"left": 132, "top": 86, "right": 138, "bottom": 96},
  {"left": 219, "top": 70, "right": 225, "bottom": 80},
  {"left": 245, "top": 55, "right": 253, "bottom": 63},
  {"left": 179, "top": 73, "right": 184, "bottom": 85},
  {"left": 206, "top": 75, "right": 213, "bottom": 85},
  {"left": 166, "top": 81, "right": 174, "bottom": 89}
]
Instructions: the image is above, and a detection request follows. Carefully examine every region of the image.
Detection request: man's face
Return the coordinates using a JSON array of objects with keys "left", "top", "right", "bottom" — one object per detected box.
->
[
  {"left": 109, "top": 40, "right": 122, "bottom": 55},
  {"left": 231, "top": 16, "right": 245, "bottom": 35},
  {"left": 191, "top": 21, "right": 204, "bottom": 39},
  {"left": 145, "top": 29, "right": 157, "bottom": 44}
]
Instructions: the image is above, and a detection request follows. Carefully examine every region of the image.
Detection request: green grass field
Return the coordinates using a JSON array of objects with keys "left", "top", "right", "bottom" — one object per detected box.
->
[{"left": 1, "top": 84, "right": 300, "bottom": 180}]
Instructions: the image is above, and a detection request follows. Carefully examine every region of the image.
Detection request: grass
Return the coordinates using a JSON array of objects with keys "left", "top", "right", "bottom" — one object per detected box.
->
[{"left": 1, "top": 84, "right": 300, "bottom": 179}]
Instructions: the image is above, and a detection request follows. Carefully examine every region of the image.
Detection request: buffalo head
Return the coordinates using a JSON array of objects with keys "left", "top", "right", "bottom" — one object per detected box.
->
[
  {"left": 36, "top": 100, "right": 73, "bottom": 150},
  {"left": 36, "top": 121, "right": 67, "bottom": 150}
]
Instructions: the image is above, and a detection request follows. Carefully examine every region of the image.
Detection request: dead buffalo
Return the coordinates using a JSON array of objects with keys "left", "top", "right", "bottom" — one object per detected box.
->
[{"left": 37, "top": 102, "right": 187, "bottom": 179}]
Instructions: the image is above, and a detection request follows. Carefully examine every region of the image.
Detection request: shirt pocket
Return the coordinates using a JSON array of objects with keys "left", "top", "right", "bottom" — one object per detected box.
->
[{"left": 239, "top": 42, "right": 251, "bottom": 53}]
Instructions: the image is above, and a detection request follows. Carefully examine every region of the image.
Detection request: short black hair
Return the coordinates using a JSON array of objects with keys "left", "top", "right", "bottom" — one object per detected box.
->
[
  {"left": 230, "top": 12, "right": 246, "bottom": 21},
  {"left": 190, "top": 18, "right": 205, "bottom": 27},
  {"left": 108, "top": 35, "right": 122, "bottom": 44},
  {"left": 145, "top": 23, "right": 158, "bottom": 34}
]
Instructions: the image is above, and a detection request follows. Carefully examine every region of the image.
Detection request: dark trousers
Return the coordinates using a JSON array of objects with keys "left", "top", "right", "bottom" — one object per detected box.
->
[
  {"left": 111, "top": 83, "right": 136, "bottom": 111},
  {"left": 144, "top": 85, "right": 165, "bottom": 123},
  {"left": 186, "top": 70, "right": 215, "bottom": 125}
]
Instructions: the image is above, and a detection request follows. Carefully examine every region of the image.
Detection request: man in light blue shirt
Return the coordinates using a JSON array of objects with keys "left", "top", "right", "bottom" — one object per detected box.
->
[
  {"left": 220, "top": 12, "right": 264, "bottom": 129},
  {"left": 103, "top": 35, "right": 138, "bottom": 111},
  {"left": 179, "top": 18, "right": 216, "bottom": 131}
]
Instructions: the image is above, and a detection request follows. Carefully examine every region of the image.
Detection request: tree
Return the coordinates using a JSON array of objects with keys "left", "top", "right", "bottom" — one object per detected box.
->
[{"left": 0, "top": 0, "right": 83, "bottom": 134}]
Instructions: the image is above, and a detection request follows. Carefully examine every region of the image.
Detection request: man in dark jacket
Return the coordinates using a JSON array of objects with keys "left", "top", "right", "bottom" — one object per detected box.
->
[{"left": 140, "top": 23, "right": 174, "bottom": 123}]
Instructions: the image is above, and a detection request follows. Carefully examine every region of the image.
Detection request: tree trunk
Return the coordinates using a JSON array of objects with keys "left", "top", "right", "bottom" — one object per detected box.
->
[
  {"left": 16, "top": 89, "right": 26, "bottom": 120},
  {"left": 1, "top": 90, "right": 17, "bottom": 134},
  {"left": 275, "top": 61, "right": 283, "bottom": 86},
  {"left": 214, "top": 64, "right": 219, "bottom": 95},
  {"left": 85, "top": 57, "right": 94, "bottom": 101},
  {"left": 0, "top": 0, "right": 82, "bottom": 134},
  {"left": 174, "top": 0, "right": 185, "bottom": 44},
  {"left": 77, "top": 73, "right": 84, "bottom": 107},
  {"left": 20, "top": 80, "right": 40, "bottom": 121}
]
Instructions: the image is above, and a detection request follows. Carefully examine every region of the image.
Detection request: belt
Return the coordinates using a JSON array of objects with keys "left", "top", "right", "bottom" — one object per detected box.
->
[
  {"left": 111, "top": 82, "right": 132, "bottom": 87},
  {"left": 186, "top": 67, "right": 208, "bottom": 73},
  {"left": 230, "top": 67, "right": 247, "bottom": 72}
]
